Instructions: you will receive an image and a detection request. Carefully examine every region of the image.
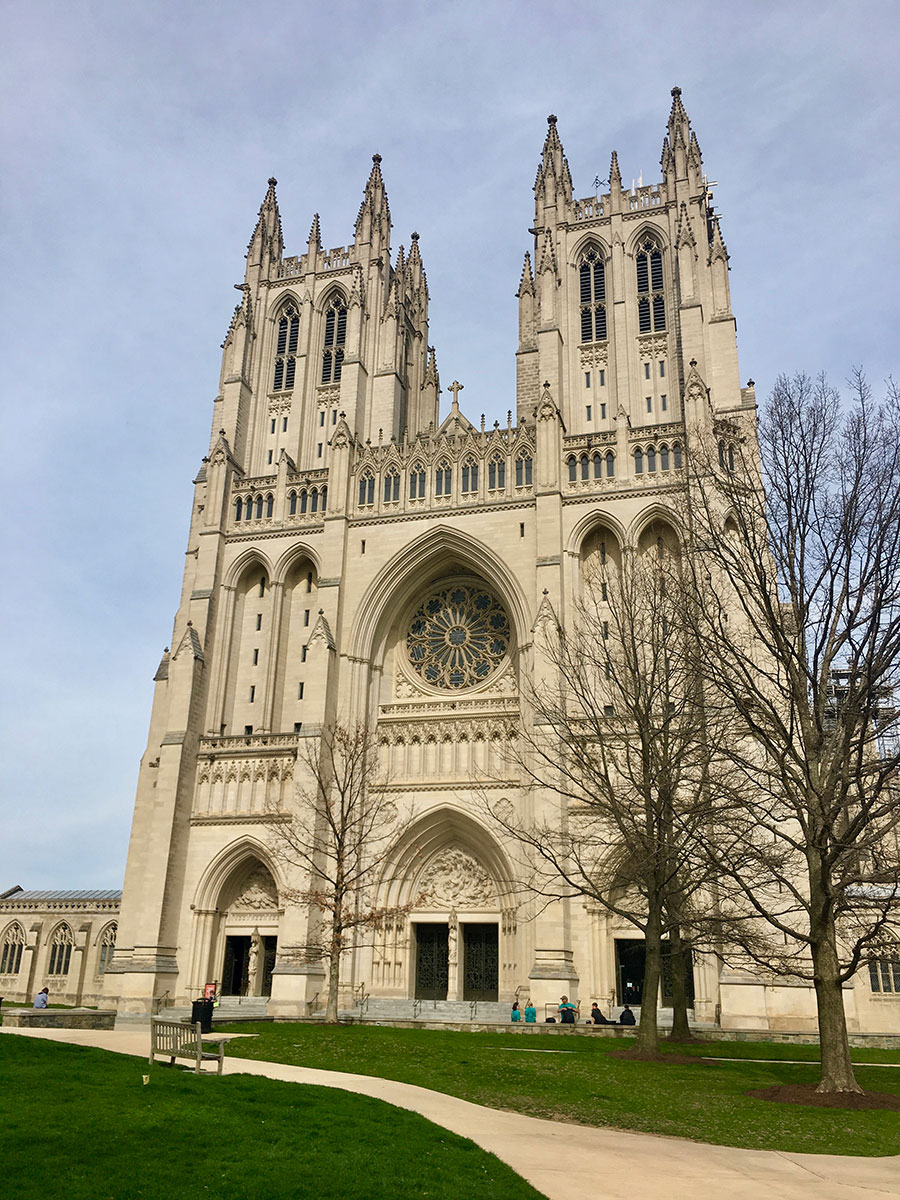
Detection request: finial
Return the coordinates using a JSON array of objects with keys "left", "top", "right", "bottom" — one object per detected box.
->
[
  {"left": 543, "top": 588, "right": 549, "bottom": 596},
  {"left": 411, "top": 231, "right": 419, "bottom": 241},
  {"left": 267, "top": 176, "right": 277, "bottom": 187},
  {"left": 372, "top": 153, "right": 382, "bottom": 164},
  {"left": 543, "top": 380, "right": 550, "bottom": 389},
  {"left": 547, "top": 114, "right": 557, "bottom": 125},
  {"left": 747, "top": 378, "right": 755, "bottom": 387},
  {"left": 671, "top": 86, "right": 681, "bottom": 97},
  {"left": 689, "top": 358, "right": 697, "bottom": 369},
  {"left": 219, "top": 428, "right": 226, "bottom": 437}
]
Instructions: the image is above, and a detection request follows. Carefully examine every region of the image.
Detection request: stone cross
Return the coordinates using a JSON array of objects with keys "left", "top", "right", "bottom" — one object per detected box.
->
[{"left": 448, "top": 380, "right": 464, "bottom": 407}]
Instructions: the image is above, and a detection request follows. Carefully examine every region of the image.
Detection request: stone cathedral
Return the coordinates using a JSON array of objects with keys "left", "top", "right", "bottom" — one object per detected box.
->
[{"left": 86, "top": 89, "right": 886, "bottom": 1033}]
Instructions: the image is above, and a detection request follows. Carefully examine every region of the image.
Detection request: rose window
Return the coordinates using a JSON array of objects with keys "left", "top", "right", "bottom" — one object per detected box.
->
[{"left": 407, "top": 584, "right": 510, "bottom": 689}]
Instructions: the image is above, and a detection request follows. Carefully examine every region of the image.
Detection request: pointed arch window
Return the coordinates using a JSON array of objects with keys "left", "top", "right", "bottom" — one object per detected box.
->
[
  {"left": 321, "top": 295, "right": 347, "bottom": 384},
  {"left": 488, "top": 457, "right": 506, "bottom": 490},
  {"left": 235, "top": 497, "right": 243, "bottom": 522},
  {"left": 592, "top": 452, "right": 602, "bottom": 479},
  {"left": 435, "top": 460, "right": 452, "bottom": 497},
  {"left": 48, "top": 924, "right": 74, "bottom": 976},
  {"left": 273, "top": 304, "right": 300, "bottom": 391},
  {"left": 310, "top": 487, "right": 319, "bottom": 514},
  {"left": 288, "top": 491, "right": 297, "bottom": 516},
  {"left": 660, "top": 444, "right": 670, "bottom": 471},
  {"left": 580, "top": 454, "right": 590, "bottom": 481},
  {"left": 255, "top": 495, "right": 263, "bottom": 520},
  {"left": 567, "top": 455, "right": 577, "bottom": 483},
  {"left": 265, "top": 494, "right": 274, "bottom": 519},
  {"left": 636, "top": 238, "right": 666, "bottom": 333},
  {"left": 515, "top": 456, "right": 533, "bottom": 486},
  {"left": 384, "top": 470, "right": 400, "bottom": 503},
  {"left": 299, "top": 489, "right": 308, "bottom": 514},
  {"left": 647, "top": 446, "right": 657, "bottom": 473},
  {"left": 634, "top": 448, "right": 644, "bottom": 475},
  {"left": 358, "top": 472, "right": 375, "bottom": 507},
  {"left": 606, "top": 451, "right": 616, "bottom": 478},
  {"left": 579, "top": 247, "right": 607, "bottom": 343},
  {"left": 0, "top": 922, "right": 24, "bottom": 975},
  {"left": 409, "top": 464, "right": 426, "bottom": 500},
  {"left": 97, "top": 923, "right": 117, "bottom": 976},
  {"left": 868, "top": 938, "right": 900, "bottom": 993},
  {"left": 461, "top": 458, "right": 479, "bottom": 493},
  {"left": 673, "top": 443, "right": 683, "bottom": 469}
]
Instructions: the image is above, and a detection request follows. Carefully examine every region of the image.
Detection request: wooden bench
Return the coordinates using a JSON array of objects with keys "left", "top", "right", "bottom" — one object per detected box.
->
[{"left": 149, "top": 1017, "right": 228, "bottom": 1075}]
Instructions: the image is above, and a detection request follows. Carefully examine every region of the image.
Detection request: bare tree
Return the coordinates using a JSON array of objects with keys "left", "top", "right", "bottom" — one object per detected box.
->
[
  {"left": 683, "top": 371, "right": 900, "bottom": 1093},
  {"left": 488, "top": 545, "right": 728, "bottom": 1054},
  {"left": 268, "top": 721, "right": 410, "bottom": 1023}
]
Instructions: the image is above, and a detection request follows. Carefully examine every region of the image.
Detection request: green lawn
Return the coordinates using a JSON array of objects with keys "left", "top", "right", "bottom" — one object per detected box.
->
[
  {"left": 221, "top": 1023, "right": 900, "bottom": 1158},
  {"left": 0, "top": 1037, "right": 545, "bottom": 1200}
]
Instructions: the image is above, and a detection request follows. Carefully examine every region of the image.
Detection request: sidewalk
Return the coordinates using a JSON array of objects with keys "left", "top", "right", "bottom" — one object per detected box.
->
[{"left": 3, "top": 1026, "right": 898, "bottom": 1200}]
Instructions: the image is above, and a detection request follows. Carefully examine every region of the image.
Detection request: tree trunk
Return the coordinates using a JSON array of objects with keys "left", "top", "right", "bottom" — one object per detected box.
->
[
  {"left": 324, "top": 918, "right": 342, "bottom": 1024},
  {"left": 667, "top": 923, "right": 693, "bottom": 1042},
  {"left": 636, "top": 911, "right": 661, "bottom": 1054},
  {"left": 811, "top": 929, "right": 861, "bottom": 1094}
]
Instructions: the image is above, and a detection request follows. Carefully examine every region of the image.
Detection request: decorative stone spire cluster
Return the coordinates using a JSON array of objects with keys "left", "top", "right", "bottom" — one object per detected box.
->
[
  {"left": 534, "top": 114, "right": 573, "bottom": 219},
  {"left": 245, "top": 177, "right": 284, "bottom": 280},
  {"left": 660, "top": 85, "right": 703, "bottom": 189},
  {"left": 354, "top": 153, "right": 392, "bottom": 254}
]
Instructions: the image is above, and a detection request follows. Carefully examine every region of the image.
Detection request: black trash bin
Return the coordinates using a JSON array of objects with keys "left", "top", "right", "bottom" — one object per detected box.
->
[{"left": 191, "top": 998, "right": 214, "bottom": 1034}]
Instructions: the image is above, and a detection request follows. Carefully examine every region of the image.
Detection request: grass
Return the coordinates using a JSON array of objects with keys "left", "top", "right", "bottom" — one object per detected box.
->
[
  {"left": 0, "top": 1036, "right": 546, "bottom": 1200},
  {"left": 220, "top": 1023, "right": 900, "bottom": 1158}
]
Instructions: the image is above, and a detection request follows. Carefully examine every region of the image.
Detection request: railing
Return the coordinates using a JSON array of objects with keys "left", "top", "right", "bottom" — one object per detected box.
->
[
  {"left": 469, "top": 1000, "right": 478, "bottom": 1021},
  {"left": 572, "top": 196, "right": 606, "bottom": 220},
  {"left": 627, "top": 185, "right": 663, "bottom": 210},
  {"left": 151, "top": 991, "right": 171, "bottom": 1014},
  {"left": 198, "top": 733, "right": 299, "bottom": 753}
]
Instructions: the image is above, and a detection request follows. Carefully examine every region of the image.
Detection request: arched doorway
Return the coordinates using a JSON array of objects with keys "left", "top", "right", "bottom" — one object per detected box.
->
[{"left": 218, "top": 861, "right": 280, "bottom": 997}]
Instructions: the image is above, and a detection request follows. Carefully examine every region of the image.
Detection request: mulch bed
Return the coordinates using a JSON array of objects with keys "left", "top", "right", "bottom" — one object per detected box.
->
[{"left": 748, "top": 1084, "right": 900, "bottom": 1111}]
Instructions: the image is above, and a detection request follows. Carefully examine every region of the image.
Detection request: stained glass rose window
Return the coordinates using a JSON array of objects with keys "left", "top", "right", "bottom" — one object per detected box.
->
[{"left": 406, "top": 584, "right": 510, "bottom": 689}]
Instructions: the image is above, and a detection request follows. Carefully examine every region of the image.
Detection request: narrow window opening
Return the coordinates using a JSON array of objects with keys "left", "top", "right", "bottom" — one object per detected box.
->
[
  {"left": 249, "top": 686, "right": 256, "bottom": 702},
  {"left": 256, "top": 613, "right": 262, "bottom": 631},
  {"left": 306, "top": 571, "right": 313, "bottom": 592},
  {"left": 304, "top": 609, "right": 310, "bottom": 626},
  {"left": 270, "top": 418, "right": 276, "bottom": 434},
  {"left": 661, "top": 394, "right": 667, "bottom": 412},
  {"left": 361, "top": 539, "right": 366, "bottom": 555},
  {"left": 319, "top": 411, "right": 325, "bottom": 426},
  {"left": 298, "top": 682, "right": 304, "bottom": 700},
  {"left": 245, "top": 725, "right": 253, "bottom": 735},
  {"left": 585, "top": 371, "right": 591, "bottom": 388},
  {"left": 282, "top": 417, "right": 288, "bottom": 432},
  {"left": 586, "top": 405, "right": 592, "bottom": 421},
  {"left": 301, "top": 646, "right": 307, "bottom": 663},
  {"left": 519, "top": 522, "right": 525, "bottom": 537},
  {"left": 599, "top": 369, "right": 605, "bottom": 386},
  {"left": 252, "top": 648, "right": 259, "bottom": 665},
  {"left": 646, "top": 397, "right": 652, "bottom": 413},
  {"left": 317, "top": 443, "right": 323, "bottom": 458},
  {"left": 600, "top": 403, "right": 606, "bottom": 419},
  {"left": 644, "top": 362, "right": 651, "bottom": 380},
  {"left": 659, "top": 360, "right": 666, "bottom": 378},
  {"left": 294, "top": 722, "right": 303, "bottom": 733}
]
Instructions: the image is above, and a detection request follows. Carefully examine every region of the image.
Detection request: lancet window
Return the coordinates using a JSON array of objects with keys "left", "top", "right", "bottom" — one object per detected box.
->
[
  {"left": 0, "top": 923, "right": 24, "bottom": 975},
  {"left": 580, "top": 247, "right": 607, "bottom": 343},
  {"left": 97, "top": 923, "right": 117, "bottom": 976},
  {"left": 384, "top": 470, "right": 400, "bottom": 503},
  {"left": 358, "top": 472, "right": 375, "bottom": 507},
  {"left": 488, "top": 457, "right": 506, "bottom": 490},
  {"left": 515, "top": 456, "right": 533, "bottom": 487},
  {"left": 869, "top": 939, "right": 900, "bottom": 993},
  {"left": 273, "top": 304, "right": 300, "bottom": 391},
  {"left": 435, "top": 460, "right": 452, "bottom": 497},
  {"left": 409, "top": 464, "right": 426, "bottom": 500},
  {"left": 461, "top": 459, "right": 479, "bottom": 493},
  {"left": 636, "top": 238, "right": 666, "bottom": 333},
  {"left": 48, "top": 924, "right": 74, "bottom": 976},
  {"left": 321, "top": 295, "right": 347, "bottom": 384},
  {"left": 606, "top": 451, "right": 615, "bottom": 478}
]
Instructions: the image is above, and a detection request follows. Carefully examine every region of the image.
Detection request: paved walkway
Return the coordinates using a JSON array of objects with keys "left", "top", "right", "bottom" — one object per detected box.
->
[{"left": 3, "top": 1027, "right": 899, "bottom": 1200}]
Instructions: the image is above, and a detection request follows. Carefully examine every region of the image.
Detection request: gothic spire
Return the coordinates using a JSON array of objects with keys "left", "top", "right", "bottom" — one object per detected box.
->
[
  {"left": 609, "top": 150, "right": 622, "bottom": 192},
  {"left": 354, "top": 153, "right": 392, "bottom": 251},
  {"left": 667, "top": 85, "right": 690, "bottom": 147},
  {"left": 517, "top": 251, "right": 535, "bottom": 297},
  {"left": 534, "top": 114, "right": 573, "bottom": 214},
  {"left": 661, "top": 86, "right": 703, "bottom": 189},
  {"left": 308, "top": 212, "right": 322, "bottom": 253},
  {"left": 246, "top": 177, "right": 283, "bottom": 276}
]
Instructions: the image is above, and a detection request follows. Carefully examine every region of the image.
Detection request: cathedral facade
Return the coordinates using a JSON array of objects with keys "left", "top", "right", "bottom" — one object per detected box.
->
[{"left": 99, "top": 89, "right": 894, "bottom": 1033}]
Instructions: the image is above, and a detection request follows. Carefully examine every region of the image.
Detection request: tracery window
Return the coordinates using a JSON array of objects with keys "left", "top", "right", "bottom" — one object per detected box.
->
[
  {"left": 358, "top": 472, "right": 375, "bottom": 507},
  {"left": 235, "top": 497, "right": 243, "bottom": 522},
  {"left": 567, "top": 456, "right": 577, "bottom": 483},
  {"left": 580, "top": 454, "right": 589, "bottom": 481},
  {"left": 48, "top": 924, "right": 74, "bottom": 977},
  {"left": 289, "top": 491, "right": 297, "bottom": 515},
  {"left": 580, "top": 247, "right": 607, "bottom": 343},
  {"left": 636, "top": 238, "right": 665, "bottom": 333},
  {"left": 592, "top": 452, "right": 602, "bottom": 479},
  {"left": 409, "top": 464, "right": 426, "bottom": 500},
  {"left": 435, "top": 460, "right": 452, "bottom": 497},
  {"left": 488, "top": 457, "right": 506, "bottom": 490},
  {"left": 321, "top": 295, "right": 347, "bottom": 384},
  {"left": 406, "top": 584, "right": 511, "bottom": 690},
  {"left": 255, "top": 495, "right": 263, "bottom": 520},
  {"left": 634, "top": 448, "right": 644, "bottom": 475},
  {"left": 660, "top": 444, "right": 670, "bottom": 471},
  {"left": 265, "top": 494, "right": 274, "bottom": 518},
  {"left": 273, "top": 304, "right": 299, "bottom": 391},
  {"left": 869, "top": 940, "right": 900, "bottom": 993},
  {"left": 384, "top": 470, "right": 400, "bottom": 503},
  {"left": 647, "top": 446, "right": 657, "bottom": 473},
  {"left": 461, "top": 459, "right": 479, "bottom": 493},
  {"left": 606, "top": 451, "right": 615, "bottom": 478},
  {"left": 515, "top": 456, "right": 533, "bottom": 486},
  {"left": 0, "top": 923, "right": 24, "bottom": 975},
  {"left": 673, "top": 443, "right": 683, "bottom": 469},
  {"left": 97, "top": 923, "right": 117, "bottom": 976}
]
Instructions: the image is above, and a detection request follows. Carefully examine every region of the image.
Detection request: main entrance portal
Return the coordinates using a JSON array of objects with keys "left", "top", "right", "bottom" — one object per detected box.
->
[
  {"left": 415, "top": 923, "right": 449, "bottom": 1000},
  {"left": 222, "top": 934, "right": 277, "bottom": 996},
  {"left": 463, "top": 924, "right": 498, "bottom": 1001}
]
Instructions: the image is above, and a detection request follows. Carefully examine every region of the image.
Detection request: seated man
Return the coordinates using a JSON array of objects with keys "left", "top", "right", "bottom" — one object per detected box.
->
[
  {"left": 33, "top": 987, "right": 49, "bottom": 1009},
  {"left": 619, "top": 1004, "right": 636, "bottom": 1025},
  {"left": 590, "top": 1002, "right": 614, "bottom": 1025},
  {"left": 558, "top": 995, "right": 577, "bottom": 1024}
]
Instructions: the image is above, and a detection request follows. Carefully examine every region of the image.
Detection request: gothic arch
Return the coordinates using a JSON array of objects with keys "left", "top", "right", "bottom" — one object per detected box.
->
[
  {"left": 569, "top": 232, "right": 612, "bottom": 266},
  {"left": 628, "top": 503, "right": 684, "bottom": 549},
  {"left": 271, "top": 290, "right": 303, "bottom": 318},
  {"left": 223, "top": 548, "right": 276, "bottom": 590},
  {"left": 378, "top": 805, "right": 517, "bottom": 913},
  {"left": 272, "top": 541, "right": 322, "bottom": 585},
  {"left": 626, "top": 222, "right": 668, "bottom": 257},
  {"left": 315, "top": 282, "right": 349, "bottom": 313},
  {"left": 192, "top": 836, "right": 284, "bottom": 913},
  {"left": 566, "top": 509, "right": 628, "bottom": 559},
  {"left": 347, "top": 524, "right": 532, "bottom": 665}
]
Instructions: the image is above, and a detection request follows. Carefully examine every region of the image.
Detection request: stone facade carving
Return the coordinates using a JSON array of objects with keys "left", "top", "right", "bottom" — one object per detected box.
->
[
  {"left": 231, "top": 867, "right": 278, "bottom": 911},
  {"left": 417, "top": 847, "right": 495, "bottom": 909}
]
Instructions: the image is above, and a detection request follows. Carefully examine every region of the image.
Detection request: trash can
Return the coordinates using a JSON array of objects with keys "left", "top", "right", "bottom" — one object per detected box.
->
[{"left": 191, "top": 998, "right": 214, "bottom": 1034}]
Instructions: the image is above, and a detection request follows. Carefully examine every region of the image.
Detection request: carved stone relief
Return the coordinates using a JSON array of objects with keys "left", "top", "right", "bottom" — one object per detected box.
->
[
  {"left": 230, "top": 866, "right": 278, "bottom": 911},
  {"left": 417, "top": 846, "right": 495, "bottom": 909}
]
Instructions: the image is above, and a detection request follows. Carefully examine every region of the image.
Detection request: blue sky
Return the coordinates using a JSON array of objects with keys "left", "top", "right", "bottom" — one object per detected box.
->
[{"left": 1, "top": 0, "right": 897, "bottom": 888}]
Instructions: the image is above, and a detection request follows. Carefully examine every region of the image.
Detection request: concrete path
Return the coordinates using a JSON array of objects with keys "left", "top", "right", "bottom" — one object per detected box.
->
[{"left": 3, "top": 1027, "right": 899, "bottom": 1200}]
